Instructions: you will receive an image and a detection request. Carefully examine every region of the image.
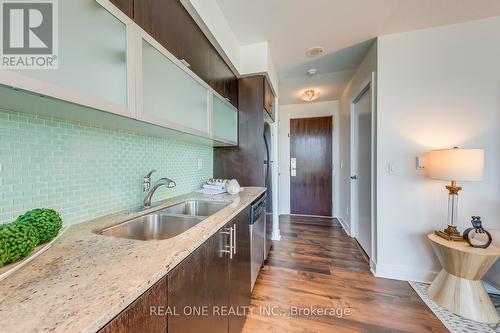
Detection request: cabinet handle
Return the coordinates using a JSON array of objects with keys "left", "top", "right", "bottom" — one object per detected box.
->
[
  {"left": 233, "top": 224, "right": 237, "bottom": 255},
  {"left": 179, "top": 59, "right": 191, "bottom": 68},
  {"left": 220, "top": 227, "right": 233, "bottom": 259}
]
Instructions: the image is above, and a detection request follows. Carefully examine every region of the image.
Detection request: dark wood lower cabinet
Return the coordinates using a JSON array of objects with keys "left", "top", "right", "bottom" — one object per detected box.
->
[
  {"left": 167, "top": 207, "right": 251, "bottom": 333},
  {"left": 167, "top": 229, "right": 229, "bottom": 333},
  {"left": 99, "top": 276, "right": 167, "bottom": 333},
  {"left": 228, "top": 207, "right": 251, "bottom": 333},
  {"left": 100, "top": 208, "right": 251, "bottom": 333}
]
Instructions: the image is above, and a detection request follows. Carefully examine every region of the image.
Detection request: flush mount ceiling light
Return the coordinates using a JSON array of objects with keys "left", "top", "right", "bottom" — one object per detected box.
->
[
  {"left": 302, "top": 89, "right": 319, "bottom": 102},
  {"left": 305, "top": 47, "right": 324, "bottom": 58},
  {"left": 307, "top": 68, "right": 318, "bottom": 76}
]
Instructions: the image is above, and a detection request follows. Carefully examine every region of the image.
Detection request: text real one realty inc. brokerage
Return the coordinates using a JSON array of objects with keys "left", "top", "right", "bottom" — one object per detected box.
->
[{"left": 149, "top": 305, "right": 353, "bottom": 318}]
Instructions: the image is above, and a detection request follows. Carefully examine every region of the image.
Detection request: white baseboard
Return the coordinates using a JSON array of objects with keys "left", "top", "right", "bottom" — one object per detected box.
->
[
  {"left": 271, "top": 229, "right": 281, "bottom": 241},
  {"left": 369, "top": 259, "right": 377, "bottom": 275},
  {"left": 373, "top": 262, "right": 439, "bottom": 283},
  {"left": 336, "top": 216, "right": 351, "bottom": 236}
]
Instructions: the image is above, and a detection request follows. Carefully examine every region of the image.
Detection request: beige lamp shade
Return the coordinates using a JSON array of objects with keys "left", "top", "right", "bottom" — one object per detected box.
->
[{"left": 428, "top": 148, "right": 484, "bottom": 181}]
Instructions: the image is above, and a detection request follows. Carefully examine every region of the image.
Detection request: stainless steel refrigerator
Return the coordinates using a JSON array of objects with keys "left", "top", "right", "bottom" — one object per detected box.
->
[{"left": 263, "top": 122, "right": 273, "bottom": 260}]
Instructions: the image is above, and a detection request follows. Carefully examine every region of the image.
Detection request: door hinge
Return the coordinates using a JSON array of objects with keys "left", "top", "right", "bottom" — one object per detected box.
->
[{"left": 288, "top": 133, "right": 290, "bottom": 137}]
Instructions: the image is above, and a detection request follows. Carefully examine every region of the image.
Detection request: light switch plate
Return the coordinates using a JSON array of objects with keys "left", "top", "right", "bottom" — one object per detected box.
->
[
  {"left": 388, "top": 163, "right": 399, "bottom": 174},
  {"left": 197, "top": 159, "right": 203, "bottom": 170},
  {"left": 416, "top": 155, "right": 426, "bottom": 170}
]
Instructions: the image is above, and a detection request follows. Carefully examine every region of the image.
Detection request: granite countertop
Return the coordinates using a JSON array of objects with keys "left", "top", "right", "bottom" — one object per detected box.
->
[{"left": 0, "top": 187, "right": 266, "bottom": 333}]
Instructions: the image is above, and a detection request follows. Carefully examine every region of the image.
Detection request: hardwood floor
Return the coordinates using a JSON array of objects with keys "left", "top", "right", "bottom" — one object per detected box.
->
[{"left": 242, "top": 215, "right": 448, "bottom": 333}]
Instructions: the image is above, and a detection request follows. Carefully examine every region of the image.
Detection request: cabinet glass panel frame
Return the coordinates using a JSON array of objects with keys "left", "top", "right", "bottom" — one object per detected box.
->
[
  {"left": 211, "top": 91, "right": 238, "bottom": 145},
  {"left": 135, "top": 26, "right": 212, "bottom": 139},
  {"left": 0, "top": 0, "right": 136, "bottom": 119}
]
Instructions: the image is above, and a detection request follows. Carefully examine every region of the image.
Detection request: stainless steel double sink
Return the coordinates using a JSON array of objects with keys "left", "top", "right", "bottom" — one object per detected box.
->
[{"left": 96, "top": 200, "right": 230, "bottom": 241}]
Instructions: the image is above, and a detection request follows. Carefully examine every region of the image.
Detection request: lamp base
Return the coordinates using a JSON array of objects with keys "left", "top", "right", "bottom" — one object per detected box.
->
[{"left": 435, "top": 225, "right": 466, "bottom": 242}]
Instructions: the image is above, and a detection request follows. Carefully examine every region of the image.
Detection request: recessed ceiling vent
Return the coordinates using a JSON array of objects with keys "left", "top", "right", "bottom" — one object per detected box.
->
[{"left": 305, "top": 47, "right": 324, "bottom": 58}]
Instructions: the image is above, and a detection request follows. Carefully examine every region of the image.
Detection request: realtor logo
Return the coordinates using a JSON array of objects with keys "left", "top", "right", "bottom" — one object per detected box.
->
[{"left": 1, "top": 0, "right": 58, "bottom": 69}]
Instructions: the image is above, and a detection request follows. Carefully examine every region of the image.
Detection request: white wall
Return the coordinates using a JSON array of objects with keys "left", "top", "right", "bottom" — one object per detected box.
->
[
  {"left": 184, "top": 0, "right": 240, "bottom": 70},
  {"left": 240, "top": 42, "right": 279, "bottom": 94},
  {"left": 278, "top": 101, "right": 340, "bottom": 216},
  {"left": 338, "top": 42, "right": 378, "bottom": 236},
  {"left": 183, "top": 0, "right": 279, "bottom": 94},
  {"left": 376, "top": 16, "right": 500, "bottom": 282}
]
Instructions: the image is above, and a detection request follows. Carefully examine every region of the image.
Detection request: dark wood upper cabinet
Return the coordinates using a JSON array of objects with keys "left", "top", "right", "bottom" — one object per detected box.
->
[
  {"left": 214, "top": 76, "right": 266, "bottom": 187},
  {"left": 208, "top": 47, "right": 238, "bottom": 106},
  {"left": 133, "top": 0, "right": 184, "bottom": 59},
  {"left": 110, "top": 0, "right": 134, "bottom": 19},
  {"left": 178, "top": 13, "right": 211, "bottom": 83},
  {"left": 99, "top": 276, "right": 168, "bottom": 333},
  {"left": 264, "top": 78, "right": 275, "bottom": 121},
  {"left": 131, "top": 0, "right": 238, "bottom": 107}
]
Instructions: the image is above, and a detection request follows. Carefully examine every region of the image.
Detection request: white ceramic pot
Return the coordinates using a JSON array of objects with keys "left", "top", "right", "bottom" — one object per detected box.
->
[{"left": 226, "top": 179, "right": 241, "bottom": 195}]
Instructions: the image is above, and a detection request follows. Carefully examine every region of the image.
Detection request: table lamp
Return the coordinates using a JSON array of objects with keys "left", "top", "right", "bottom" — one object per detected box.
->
[{"left": 428, "top": 147, "right": 484, "bottom": 241}]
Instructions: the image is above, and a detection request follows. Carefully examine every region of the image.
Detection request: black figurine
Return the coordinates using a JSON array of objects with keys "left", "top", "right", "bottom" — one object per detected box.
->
[{"left": 463, "top": 216, "right": 492, "bottom": 248}]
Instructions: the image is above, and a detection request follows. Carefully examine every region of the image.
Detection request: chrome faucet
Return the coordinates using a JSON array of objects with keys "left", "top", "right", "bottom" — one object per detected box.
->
[
  {"left": 143, "top": 170, "right": 176, "bottom": 208},
  {"left": 143, "top": 169, "right": 156, "bottom": 193}
]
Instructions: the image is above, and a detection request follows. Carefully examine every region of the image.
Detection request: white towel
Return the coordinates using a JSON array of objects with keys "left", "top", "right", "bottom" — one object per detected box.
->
[
  {"left": 208, "top": 181, "right": 227, "bottom": 187},
  {"left": 203, "top": 184, "right": 226, "bottom": 191},
  {"left": 196, "top": 188, "right": 226, "bottom": 195}
]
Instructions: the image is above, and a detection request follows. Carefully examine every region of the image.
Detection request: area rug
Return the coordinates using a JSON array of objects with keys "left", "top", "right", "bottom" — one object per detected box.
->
[{"left": 409, "top": 281, "right": 500, "bottom": 333}]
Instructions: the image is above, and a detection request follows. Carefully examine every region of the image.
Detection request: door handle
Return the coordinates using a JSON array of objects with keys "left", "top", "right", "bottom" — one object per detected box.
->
[
  {"left": 220, "top": 227, "right": 233, "bottom": 259},
  {"left": 350, "top": 175, "right": 358, "bottom": 180}
]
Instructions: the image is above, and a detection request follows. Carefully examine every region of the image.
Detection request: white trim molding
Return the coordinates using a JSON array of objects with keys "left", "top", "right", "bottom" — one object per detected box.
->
[
  {"left": 373, "top": 262, "right": 439, "bottom": 283},
  {"left": 337, "top": 216, "right": 351, "bottom": 236}
]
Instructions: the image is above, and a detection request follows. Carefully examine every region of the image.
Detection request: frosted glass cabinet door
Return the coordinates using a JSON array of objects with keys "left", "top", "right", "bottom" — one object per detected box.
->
[
  {"left": 14, "top": 0, "right": 129, "bottom": 109},
  {"left": 212, "top": 95, "right": 238, "bottom": 144},
  {"left": 141, "top": 40, "right": 209, "bottom": 135}
]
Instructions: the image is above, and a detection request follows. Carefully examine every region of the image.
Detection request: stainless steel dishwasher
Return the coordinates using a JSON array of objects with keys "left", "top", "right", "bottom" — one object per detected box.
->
[{"left": 250, "top": 194, "right": 266, "bottom": 291}]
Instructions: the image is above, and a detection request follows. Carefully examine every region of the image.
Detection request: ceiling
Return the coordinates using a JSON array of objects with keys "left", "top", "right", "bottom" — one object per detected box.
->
[{"left": 216, "top": 0, "right": 500, "bottom": 105}]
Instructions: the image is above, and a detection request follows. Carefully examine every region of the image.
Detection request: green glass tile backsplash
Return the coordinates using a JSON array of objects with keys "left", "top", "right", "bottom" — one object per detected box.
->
[{"left": 0, "top": 109, "right": 213, "bottom": 225}]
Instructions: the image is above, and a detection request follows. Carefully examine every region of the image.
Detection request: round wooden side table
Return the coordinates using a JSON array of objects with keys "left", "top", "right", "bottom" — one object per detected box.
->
[{"left": 427, "top": 233, "right": 500, "bottom": 324}]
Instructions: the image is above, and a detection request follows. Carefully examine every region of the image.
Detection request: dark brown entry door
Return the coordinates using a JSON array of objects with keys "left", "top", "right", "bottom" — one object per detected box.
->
[{"left": 290, "top": 116, "right": 332, "bottom": 216}]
